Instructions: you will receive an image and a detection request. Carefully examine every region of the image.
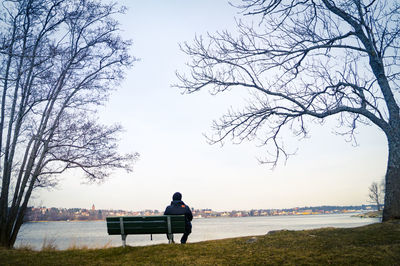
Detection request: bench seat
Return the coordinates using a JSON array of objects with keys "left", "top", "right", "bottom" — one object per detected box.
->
[{"left": 106, "top": 215, "right": 185, "bottom": 246}]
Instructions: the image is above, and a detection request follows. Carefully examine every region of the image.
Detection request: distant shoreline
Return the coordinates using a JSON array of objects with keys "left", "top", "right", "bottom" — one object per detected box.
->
[
  {"left": 26, "top": 219, "right": 105, "bottom": 223},
  {"left": 24, "top": 211, "right": 379, "bottom": 223}
]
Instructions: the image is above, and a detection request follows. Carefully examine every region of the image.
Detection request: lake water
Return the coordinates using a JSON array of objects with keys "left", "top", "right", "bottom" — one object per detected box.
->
[{"left": 16, "top": 213, "right": 379, "bottom": 250}]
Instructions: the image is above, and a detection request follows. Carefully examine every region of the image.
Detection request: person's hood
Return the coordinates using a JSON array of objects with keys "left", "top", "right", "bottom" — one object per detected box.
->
[
  {"left": 171, "top": 200, "right": 185, "bottom": 206},
  {"left": 173, "top": 192, "right": 182, "bottom": 201}
]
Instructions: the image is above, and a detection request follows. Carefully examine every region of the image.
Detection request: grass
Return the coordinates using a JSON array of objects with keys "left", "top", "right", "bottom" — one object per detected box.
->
[
  {"left": 1, "top": 221, "right": 399, "bottom": 265},
  {"left": 41, "top": 237, "right": 58, "bottom": 251}
]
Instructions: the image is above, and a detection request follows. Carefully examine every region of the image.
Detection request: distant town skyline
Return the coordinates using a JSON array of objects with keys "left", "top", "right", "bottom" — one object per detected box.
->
[
  {"left": 25, "top": 204, "right": 377, "bottom": 222},
  {"left": 35, "top": 0, "right": 387, "bottom": 212}
]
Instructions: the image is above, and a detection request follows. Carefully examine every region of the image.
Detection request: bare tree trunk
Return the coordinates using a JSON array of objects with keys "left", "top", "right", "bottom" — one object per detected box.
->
[
  {"left": 0, "top": 12, "right": 19, "bottom": 246},
  {"left": 383, "top": 133, "right": 400, "bottom": 221}
]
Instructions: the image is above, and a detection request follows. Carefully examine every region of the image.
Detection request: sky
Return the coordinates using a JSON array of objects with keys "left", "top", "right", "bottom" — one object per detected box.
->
[{"left": 35, "top": 0, "right": 388, "bottom": 212}]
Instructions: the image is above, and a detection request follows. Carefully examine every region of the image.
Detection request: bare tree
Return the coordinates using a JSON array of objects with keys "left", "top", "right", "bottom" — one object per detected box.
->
[
  {"left": 0, "top": 0, "right": 138, "bottom": 248},
  {"left": 176, "top": 0, "right": 400, "bottom": 221},
  {"left": 368, "top": 180, "right": 385, "bottom": 211}
]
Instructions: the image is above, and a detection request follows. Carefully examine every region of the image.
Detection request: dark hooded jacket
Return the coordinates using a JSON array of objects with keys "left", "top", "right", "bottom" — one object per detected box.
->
[{"left": 164, "top": 200, "right": 193, "bottom": 231}]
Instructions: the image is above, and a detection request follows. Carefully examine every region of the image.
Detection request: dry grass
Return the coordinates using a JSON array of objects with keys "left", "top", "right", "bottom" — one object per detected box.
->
[
  {"left": 14, "top": 243, "right": 34, "bottom": 251},
  {"left": 1, "top": 221, "right": 399, "bottom": 265},
  {"left": 67, "top": 240, "right": 112, "bottom": 250},
  {"left": 41, "top": 237, "right": 58, "bottom": 251}
]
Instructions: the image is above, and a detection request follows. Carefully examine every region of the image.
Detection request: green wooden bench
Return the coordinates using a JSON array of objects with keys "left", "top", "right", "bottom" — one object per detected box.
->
[{"left": 106, "top": 215, "right": 186, "bottom": 247}]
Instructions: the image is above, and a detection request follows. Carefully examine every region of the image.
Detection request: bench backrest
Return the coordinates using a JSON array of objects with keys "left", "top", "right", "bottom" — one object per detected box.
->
[{"left": 106, "top": 215, "right": 186, "bottom": 235}]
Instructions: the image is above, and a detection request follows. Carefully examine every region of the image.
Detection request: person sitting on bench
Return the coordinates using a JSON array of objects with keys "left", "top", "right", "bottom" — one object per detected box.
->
[{"left": 164, "top": 192, "right": 193, "bottom": 244}]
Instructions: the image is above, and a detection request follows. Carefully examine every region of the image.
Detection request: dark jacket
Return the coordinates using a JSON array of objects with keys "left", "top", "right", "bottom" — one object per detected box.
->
[{"left": 164, "top": 200, "right": 193, "bottom": 230}]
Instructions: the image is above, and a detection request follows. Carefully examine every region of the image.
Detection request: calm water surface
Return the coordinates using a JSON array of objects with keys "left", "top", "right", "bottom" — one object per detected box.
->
[{"left": 16, "top": 213, "right": 379, "bottom": 250}]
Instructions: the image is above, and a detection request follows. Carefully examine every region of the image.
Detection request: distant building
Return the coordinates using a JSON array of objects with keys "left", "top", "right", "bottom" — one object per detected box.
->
[{"left": 92, "top": 204, "right": 95, "bottom": 211}]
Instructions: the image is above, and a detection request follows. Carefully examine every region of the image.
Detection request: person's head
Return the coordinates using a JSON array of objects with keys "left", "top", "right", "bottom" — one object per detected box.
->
[{"left": 172, "top": 192, "right": 182, "bottom": 201}]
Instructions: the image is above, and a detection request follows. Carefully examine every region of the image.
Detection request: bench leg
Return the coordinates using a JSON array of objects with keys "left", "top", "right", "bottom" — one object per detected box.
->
[
  {"left": 121, "top": 234, "right": 127, "bottom": 248},
  {"left": 168, "top": 234, "right": 174, "bottom": 244}
]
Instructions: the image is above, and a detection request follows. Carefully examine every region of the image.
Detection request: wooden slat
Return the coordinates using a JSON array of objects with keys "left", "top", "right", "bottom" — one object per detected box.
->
[{"left": 106, "top": 215, "right": 186, "bottom": 235}]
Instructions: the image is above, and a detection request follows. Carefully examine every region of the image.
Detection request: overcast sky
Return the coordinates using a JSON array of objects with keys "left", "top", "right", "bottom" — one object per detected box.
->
[{"left": 35, "top": 0, "right": 387, "bottom": 212}]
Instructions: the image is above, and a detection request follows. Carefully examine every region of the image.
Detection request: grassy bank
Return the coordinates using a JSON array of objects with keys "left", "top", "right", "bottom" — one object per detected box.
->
[{"left": 1, "top": 222, "right": 399, "bottom": 265}]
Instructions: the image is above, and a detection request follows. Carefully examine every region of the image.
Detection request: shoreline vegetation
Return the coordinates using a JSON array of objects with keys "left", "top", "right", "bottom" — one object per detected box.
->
[
  {"left": 352, "top": 210, "right": 383, "bottom": 218},
  {"left": 1, "top": 222, "right": 399, "bottom": 265}
]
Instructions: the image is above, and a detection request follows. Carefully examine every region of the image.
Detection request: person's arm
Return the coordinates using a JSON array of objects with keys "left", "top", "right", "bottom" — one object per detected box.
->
[
  {"left": 186, "top": 206, "right": 193, "bottom": 221},
  {"left": 164, "top": 206, "right": 170, "bottom": 215}
]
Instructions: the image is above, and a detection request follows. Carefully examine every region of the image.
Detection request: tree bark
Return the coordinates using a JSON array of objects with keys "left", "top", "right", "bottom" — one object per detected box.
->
[
  {"left": 383, "top": 133, "right": 400, "bottom": 221},
  {"left": 0, "top": 13, "right": 19, "bottom": 246}
]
